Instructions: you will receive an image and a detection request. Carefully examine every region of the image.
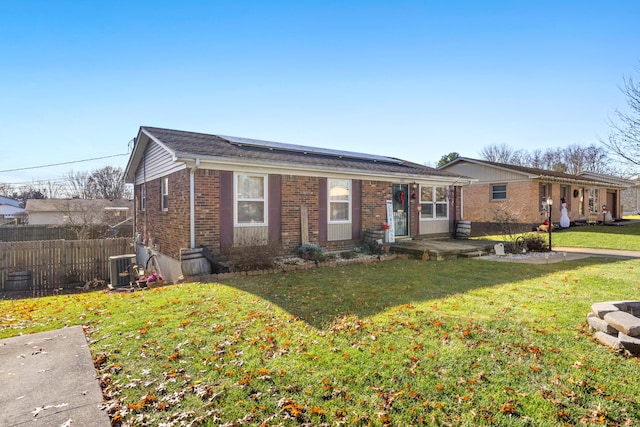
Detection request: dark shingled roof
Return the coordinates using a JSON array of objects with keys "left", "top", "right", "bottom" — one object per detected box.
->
[
  {"left": 141, "top": 126, "right": 461, "bottom": 178},
  {"left": 476, "top": 159, "right": 599, "bottom": 181},
  {"left": 448, "top": 158, "right": 623, "bottom": 187}
]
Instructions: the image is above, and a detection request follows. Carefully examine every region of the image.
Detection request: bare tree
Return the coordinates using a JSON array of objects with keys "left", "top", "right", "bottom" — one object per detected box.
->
[
  {"left": 88, "top": 166, "right": 128, "bottom": 200},
  {"left": 602, "top": 67, "right": 640, "bottom": 170},
  {"left": 580, "top": 144, "right": 611, "bottom": 174},
  {"left": 480, "top": 144, "right": 525, "bottom": 164},
  {"left": 55, "top": 199, "right": 105, "bottom": 240},
  {"left": 42, "top": 180, "right": 64, "bottom": 199},
  {"left": 12, "top": 184, "right": 46, "bottom": 208},
  {"left": 64, "top": 170, "right": 94, "bottom": 199},
  {"left": 540, "top": 148, "right": 567, "bottom": 172},
  {"left": 482, "top": 143, "right": 617, "bottom": 175},
  {"left": 526, "top": 149, "right": 544, "bottom": 169},
  {"left": 0, "top": 182, "right": 14, "bottom": 197}
]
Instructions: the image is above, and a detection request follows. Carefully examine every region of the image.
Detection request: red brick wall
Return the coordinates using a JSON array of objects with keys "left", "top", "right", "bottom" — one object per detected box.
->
[
  {"left": 461, "top": 181, "right": 598, "bottom": 227},
  {"left": 193, "top": 169, "right": 219, "bottom": 249},
  {"left": 136, "top": 170, "right": 191, "bottom": 260},
  {"left": 361, "top": 180, "right": 393, "bottom": 230},
  {"left": 136, "top": 171, "right": 425, "bottom": 258},
  {"left": 462, "top": 181, "right": 542, "bottom": 225}
]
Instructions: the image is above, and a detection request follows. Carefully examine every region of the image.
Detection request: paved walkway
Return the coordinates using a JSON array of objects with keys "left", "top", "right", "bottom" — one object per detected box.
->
[
  {"left": 477, "top": 247, "right": 640, "bottom": 264},
  {"left": 553, "top": 247, "right": 640, "bottom": 259},
  {"left": 0, "top": 325, "right": 111, "bottom": 426}
]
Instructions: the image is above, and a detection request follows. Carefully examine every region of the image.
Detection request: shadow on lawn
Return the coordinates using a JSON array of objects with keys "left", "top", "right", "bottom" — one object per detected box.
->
[{"left": 226, "top": 256, "right": 626, "bottom": 329}]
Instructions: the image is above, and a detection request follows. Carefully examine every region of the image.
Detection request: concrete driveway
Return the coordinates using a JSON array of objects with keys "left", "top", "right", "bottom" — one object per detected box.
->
[{"left": 0, "top": 325, "right": 111, "bottom": 426}]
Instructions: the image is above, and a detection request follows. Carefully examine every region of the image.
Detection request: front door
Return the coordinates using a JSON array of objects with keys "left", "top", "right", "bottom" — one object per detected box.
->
[
  {"left": 607, "top": 191, "right": 617, "bottom": 218},
  {"left": 392, "top": 184, "right": 409, "bottom": 237}
]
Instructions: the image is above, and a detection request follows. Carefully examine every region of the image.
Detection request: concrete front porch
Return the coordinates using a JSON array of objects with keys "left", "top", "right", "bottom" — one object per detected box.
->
[{"left": 390, "top": 238, "right": 496, "bottom": 261}]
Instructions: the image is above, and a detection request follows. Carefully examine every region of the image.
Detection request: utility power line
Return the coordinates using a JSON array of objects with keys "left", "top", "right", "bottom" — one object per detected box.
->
[{"left": 0, "top": 153, "right": 129, "bottom": 174}]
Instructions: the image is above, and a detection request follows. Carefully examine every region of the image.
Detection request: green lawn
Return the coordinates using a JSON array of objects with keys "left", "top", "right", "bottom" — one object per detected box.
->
[
  {"left": 552, "top": 221, "right": 640, "bottom": 250},
  {"left": 2, "top": 256, "right": 640, "bottom": 426},
  {"left": 480, "top": 221, "right": 640, "bottom": 252}
]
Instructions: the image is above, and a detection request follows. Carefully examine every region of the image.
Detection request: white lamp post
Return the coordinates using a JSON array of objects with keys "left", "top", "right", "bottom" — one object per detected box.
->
[{"left": 546, "top": 197, "right": 553, "bottom": 251}]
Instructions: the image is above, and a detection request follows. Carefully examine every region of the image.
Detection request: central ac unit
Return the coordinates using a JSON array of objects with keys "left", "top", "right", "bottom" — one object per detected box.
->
[{"left": 109, "top": 254, "right": 137, "bottom": 288}]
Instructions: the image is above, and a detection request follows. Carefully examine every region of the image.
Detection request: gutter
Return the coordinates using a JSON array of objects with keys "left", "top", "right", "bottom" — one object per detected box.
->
[
  {"left": 536, "top": 175, "right": 627, "bottom": 189},
  {"left": 190, "top": 158, "right": 200, "bottom": 249},
  {"left": 173, "top": 153, "right": 472, "bottom": 185}
]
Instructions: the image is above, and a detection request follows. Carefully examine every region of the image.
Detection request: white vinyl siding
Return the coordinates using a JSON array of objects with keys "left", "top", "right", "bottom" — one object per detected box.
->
[{"left": 134, "top": 139, "right": 186, "bottom": 185}]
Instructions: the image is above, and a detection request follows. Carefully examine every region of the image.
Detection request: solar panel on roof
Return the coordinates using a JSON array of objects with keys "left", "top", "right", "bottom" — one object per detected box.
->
[{"left": 219, "top": 135, "right": 403, "bottom": 164}]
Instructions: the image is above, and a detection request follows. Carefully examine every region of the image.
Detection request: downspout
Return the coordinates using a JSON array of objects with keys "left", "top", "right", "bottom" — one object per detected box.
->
[{"left": 190, "top": 158, "right": 200, "bottom": 249}]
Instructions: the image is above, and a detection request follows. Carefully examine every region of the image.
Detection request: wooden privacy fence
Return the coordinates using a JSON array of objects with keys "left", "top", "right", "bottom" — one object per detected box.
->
[
  {"left": 0, "top": 238, "right": 132, "bottom": 291},
  {"left": 0, "top": 224, "right": 133, "bottom": 242}
]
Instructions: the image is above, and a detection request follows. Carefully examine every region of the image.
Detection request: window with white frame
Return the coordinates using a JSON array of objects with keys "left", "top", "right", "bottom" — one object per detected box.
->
[
  {"left": 420, "top": 185, "right": 448, "bottom": 219},
  {"left": 328, "top": 179, "right": 351, "bottom": 222},
  {"left": 140, "top": 184, "right": 146, "bottom": 211},
  {"left": 161, "top": 178, "right": 168, "bottom": 211},
  {"left": 539, "top": 183, "right": 550, "bottom": 212},
  {"left": 491, "top": 184, "right": 507, "bottom": 201},
  {"left": 588, "top": 188, "right": 600, "bottom": 213},
  {"left": 235, "top": 173, "right": 267, "bottom": 225}
]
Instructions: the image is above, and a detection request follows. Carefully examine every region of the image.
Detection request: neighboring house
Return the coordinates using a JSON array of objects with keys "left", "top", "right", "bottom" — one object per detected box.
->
[
  {"left": 438, "top": 158, "right": 626, "bottom": 234},
  {"left": 580, "top": 173, "right": 640, "bottom": 216},
  {"left": 622, "top": 175, "right": 640, "bottom": 215},
  {"left": 0, "top": 196, "right": 27, "bottom": 224},
  {"left": 25, "top": 199, "right": 133, "bottom": 226},
  {"left": 124, "top": 126, "right": 473, "bottom": 281}
]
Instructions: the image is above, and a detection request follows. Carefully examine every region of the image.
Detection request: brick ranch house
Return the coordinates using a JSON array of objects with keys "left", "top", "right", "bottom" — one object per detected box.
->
[
  {"left": 438, "top": 157, "right": 626, "bottom": 235},
  {"left": 578, "top": 171, "right": 640, "bottom": 217},
  {"left": 124, "top": 127, "right": 473, "bottom": 281}
]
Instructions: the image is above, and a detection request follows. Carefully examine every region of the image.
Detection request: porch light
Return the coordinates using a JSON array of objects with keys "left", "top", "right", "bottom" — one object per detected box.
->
[{"left": 546, "top": 197, "right": 553, "bottom": 252}]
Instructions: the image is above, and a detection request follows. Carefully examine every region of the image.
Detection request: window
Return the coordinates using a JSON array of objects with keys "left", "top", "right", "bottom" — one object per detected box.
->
[
  {"left": 560, "top": 185, "right": 570, "bottom": 211},
  {"left": 588, "top": 188, "right": 600, "bottom": 213},
  {"left": 235, "top": 173, "right": 267, "bottom": 225},
  {"left": 491, "top": 184, "right": 507, "bottom": 201},
  {"left": 539, "top": 183, "right": 550, "bottom": 212},
  {"left": 328, "top": 179, "right": 351, "bottom": 222},
  {"left": 161, "top": 178, "right": 168, "bottom": 211},
  {"left": 420, "top": 185, "right": 448, "bottom": 219},
  {"left": 140, "top": 184, "right": 146, "bottom": 211}
]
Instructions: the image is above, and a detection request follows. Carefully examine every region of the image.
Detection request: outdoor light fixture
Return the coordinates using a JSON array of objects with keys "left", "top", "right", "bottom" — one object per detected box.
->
[{"left": 546, "top": 197, "right": 553, "bottom": 252}]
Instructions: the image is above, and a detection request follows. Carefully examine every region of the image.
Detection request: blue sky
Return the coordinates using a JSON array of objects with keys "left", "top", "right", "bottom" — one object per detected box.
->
[{"left": 1, "top": 1, "right": 639, "bottom": 186}]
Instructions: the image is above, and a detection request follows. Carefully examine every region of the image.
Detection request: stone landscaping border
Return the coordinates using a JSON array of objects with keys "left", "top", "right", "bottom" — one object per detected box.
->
[
  {"left": 588, "top": 301, "right": 640, "bottom": 356},
  {"left": 185, "top": 253, "right": 404, "bottom": 283}
]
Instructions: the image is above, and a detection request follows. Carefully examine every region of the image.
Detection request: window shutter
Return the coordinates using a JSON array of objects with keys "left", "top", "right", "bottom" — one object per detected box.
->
[
  {"left": 351, "top": 179, "right": 361, "bottom": 240},
  {"left": 318, "top": 177, "right": 327, "bottom": 243},
  {"left": 268, "top": 174, "right": 281, "bottom": 243},
  {"left": 219, "top": 171, "right": 233, "bottom": 248}
]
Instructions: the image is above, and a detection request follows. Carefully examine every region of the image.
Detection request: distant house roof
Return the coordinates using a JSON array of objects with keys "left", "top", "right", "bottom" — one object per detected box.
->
[
  {"left": 25, "top": 199, "right": 133, "bottom": 213},
  {"left": 0, "top": 204, "right": 26, "bottom": 218},
  {"left": 125, "top": 126, "right": 469, "bottom": 183},
  {"left": 578, "top": 171, "right": 637, "bottom": 188},
  {"left": 0, "top": 196, "right": 20, "bottom": 208},
  {"left": 439, "top": 157, "right": 627, "bottom": 188}
]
